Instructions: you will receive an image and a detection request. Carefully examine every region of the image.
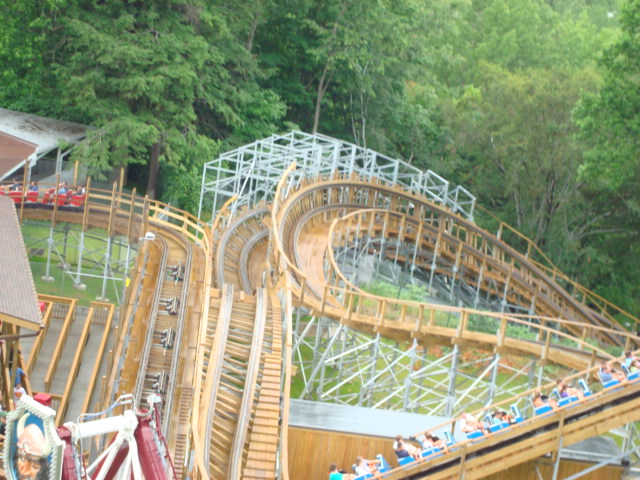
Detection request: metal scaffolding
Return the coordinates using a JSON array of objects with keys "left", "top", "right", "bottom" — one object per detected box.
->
[
  {"left": 290, "top": 309, "right": 553, "bottom": 418},
  {"left": 23, "top": 219, "right": 136, "bottom": 304},
  {"left": 199, "top": 131, "right": 476, "bottom": 224}
]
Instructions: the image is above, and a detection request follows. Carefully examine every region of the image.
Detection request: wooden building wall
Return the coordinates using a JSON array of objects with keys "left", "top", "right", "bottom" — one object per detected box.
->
[
  {"left": 288, "top": 427, "right": 625, "bottom": 480},
  {"left": 288, "top": 427, "right": 399, "bottom": 480}
]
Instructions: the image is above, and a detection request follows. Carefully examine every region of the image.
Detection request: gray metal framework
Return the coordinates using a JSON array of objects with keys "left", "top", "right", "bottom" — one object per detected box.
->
[
  {"left": 199, "top": 131, "right": 476, "bottom": 224},
  {"left": 291, "top": 310, "right": 548, "bottom": 418},
  {"left": 23, "top": 219, "right": 136, "bottom": 305}
]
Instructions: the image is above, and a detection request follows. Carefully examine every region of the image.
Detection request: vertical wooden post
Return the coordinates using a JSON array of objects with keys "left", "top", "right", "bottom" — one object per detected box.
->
[{"left": 73, "top": 160, "right": 79, "bottom": 186}]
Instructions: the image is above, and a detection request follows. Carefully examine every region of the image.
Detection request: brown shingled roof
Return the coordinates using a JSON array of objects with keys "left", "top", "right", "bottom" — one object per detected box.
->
[
  {"left": 0, "top": 131, "right": 37, "bottom": 179},
  {"left": 0, "top": 196, "right": 42, "bottom": 330}
]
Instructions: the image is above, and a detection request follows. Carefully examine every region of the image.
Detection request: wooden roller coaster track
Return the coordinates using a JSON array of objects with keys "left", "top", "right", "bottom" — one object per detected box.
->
[{"left": 13, "top": 166, "right": 640, "bottom": 480}]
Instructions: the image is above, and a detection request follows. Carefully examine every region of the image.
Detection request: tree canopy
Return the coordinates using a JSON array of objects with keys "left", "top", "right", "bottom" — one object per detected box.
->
[{"left": 1, "top": 0, "right": 637, "bottom": 316}]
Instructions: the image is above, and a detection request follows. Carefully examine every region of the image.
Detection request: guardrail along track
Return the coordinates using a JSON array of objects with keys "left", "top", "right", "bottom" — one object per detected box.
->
[
  {"left": 214, "top": 207, "right": 271, "bottom": 293},
  {"left": 133, "top": 227, "right": 193, "bottom": 437},
  {"left": 273, "top": 177, "right": 627, "bottom": 346}
]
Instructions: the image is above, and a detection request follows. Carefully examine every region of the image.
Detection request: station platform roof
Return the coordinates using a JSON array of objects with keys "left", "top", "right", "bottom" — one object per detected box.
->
[{"left": 289, "top": 399, "right": 453, "bottom": 439}]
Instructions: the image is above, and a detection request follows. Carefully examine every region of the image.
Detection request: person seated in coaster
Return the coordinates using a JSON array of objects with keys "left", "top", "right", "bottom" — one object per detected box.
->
[
  {"left": 423, "top": 431, "right": 449, "bottom": 453},
  {"left": 354, "top": 456, "right": 381, "bottom": 478},
  {"left": 532, "top": 389, "right": 558, "bottom": 410},
  {"left": 393, "top": 434, "right": 421, "bottom": 454},
  {"left": 556, "top": 379, "right": 584, "bottom": 399},
  {"left": 28, "top": 181, "right": 39, "bottom": 192},
  {"left": 329, "top": 463, "right": 354, "bottom": 480},
  {"left": 395, "top": 440, "right": 420, "bottom": 461},
  {"left": 492, "top": 410, "right": 516, "bottom": 425},
  {"left": 459, "top": 412, "right": 488, "bottom": 434},
  {"left": 10, "top": 178, "right": 22, "bottom": 191},
  {"left": 600, "top": 361, "right": 626, "bottom": 383},
  {"left": 624, "top": 351, "right": 640, "bottom": 372}
]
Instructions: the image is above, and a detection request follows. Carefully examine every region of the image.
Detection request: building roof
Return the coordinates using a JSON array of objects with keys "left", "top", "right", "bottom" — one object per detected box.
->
[
  {"left": 0, "top": 132, "right": 37, "bottom": 180},
  {"left": 0, "top": 108, "right": 89, "bottom": 180},
  {"left": 289, "top": 399, "right": 455, "bottom": 439},
  {"left": 0, "top": 196, "right": 42, "bottom": 330}
]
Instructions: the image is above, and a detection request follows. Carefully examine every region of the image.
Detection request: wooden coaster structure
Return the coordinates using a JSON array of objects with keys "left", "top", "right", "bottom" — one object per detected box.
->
[{"left": 5, "top": 131, "right": 640, "bottom": 480}]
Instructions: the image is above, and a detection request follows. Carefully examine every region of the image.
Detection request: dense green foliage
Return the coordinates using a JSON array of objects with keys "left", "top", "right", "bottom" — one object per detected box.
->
[{"left": 0, "top": 0, "right": 637, "bottom": 315}]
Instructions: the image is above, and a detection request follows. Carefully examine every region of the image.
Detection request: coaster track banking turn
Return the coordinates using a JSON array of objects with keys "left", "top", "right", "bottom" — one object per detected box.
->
[{"left": 270, "top": 173, "right": 631, "bottom": 344}]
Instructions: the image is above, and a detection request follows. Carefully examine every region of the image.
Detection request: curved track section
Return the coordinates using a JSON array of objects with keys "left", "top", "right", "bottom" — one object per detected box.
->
[
  {"left": 199, "top": 163, "right": 640, "bottom": 479},
  {"left": 213, "top": 207, "right": 271, "bottom": 293},
  {"left": 202, "top": 163, "right": 640, "bottom": 479},
  {"left": 273, "top": 176, "right": 627, "bottom": 345}
]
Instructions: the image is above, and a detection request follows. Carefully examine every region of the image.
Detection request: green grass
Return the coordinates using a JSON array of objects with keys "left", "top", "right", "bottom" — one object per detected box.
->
[
  {"left": 30, "top": 259, "right": 123, "bottom": 306},
  {"left": 22, "top": 221, "right": 134, "bottom": 306}
]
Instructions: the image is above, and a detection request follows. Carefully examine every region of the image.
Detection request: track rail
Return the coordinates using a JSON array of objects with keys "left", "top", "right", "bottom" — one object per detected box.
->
[
  {"left": 131, "top": 228, "right": 192, "bottom": 437},
  {"left": 214, "top": 207, "right": 270, "bottom": 292},
  {"left": 272, "top": 176, "right": 627, "bottom": 347}
]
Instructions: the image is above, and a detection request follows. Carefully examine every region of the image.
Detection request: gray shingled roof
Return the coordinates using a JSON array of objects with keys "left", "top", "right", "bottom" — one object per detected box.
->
[
  {"left": 0, "top": 196, "right": 42, "bottom": 330},
  {"left": 0, "top": 108, "right": 87, "bottom": 153},
  {"left": 289, "top": 399, "right": 455, "bottom": 438},
  {"left": 0, "top": 108, "right": 89, "bottom": 181}
]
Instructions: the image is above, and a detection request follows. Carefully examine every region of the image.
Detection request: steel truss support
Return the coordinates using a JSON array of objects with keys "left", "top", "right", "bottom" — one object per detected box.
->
[
  {"left": 445, "top": 344, "right": 460, "bottom": 417},
  {"left": 23, "top": 219, "right": 137, "bottom": 304},
  {"left": 199, "top": 131, "right": 476, "bottom": 226},
  {"left": 291, "top": 315, "right": 558, "bottom": 416}
]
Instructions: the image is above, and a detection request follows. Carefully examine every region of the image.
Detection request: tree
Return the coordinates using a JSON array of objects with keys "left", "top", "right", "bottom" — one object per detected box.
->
[
  {"left": 573, "top": 0, "right": 640, "bottom": 314},
  {"left": 255, "top": 0, "right": 421, "bottom": 144},
  {"left": 52, "top": 0, "right": 285, "bottom": 201},
  {"left": 0, "top": 0, "right": 66, "bottom": 113},
  {"left": 52, "top": 2, "right": 230, "bottom": 198},
  {"left": 575, "top": 0, "right": 640, "bottom": 190},
  {"left": 442, "top": 65, "right": 599, "bottom": 257}
]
